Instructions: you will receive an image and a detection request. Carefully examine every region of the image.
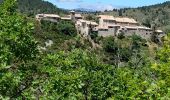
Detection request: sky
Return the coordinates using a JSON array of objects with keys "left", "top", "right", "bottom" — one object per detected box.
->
[{"left": 45, "top": 0, "right": 169, "bottom": 11}]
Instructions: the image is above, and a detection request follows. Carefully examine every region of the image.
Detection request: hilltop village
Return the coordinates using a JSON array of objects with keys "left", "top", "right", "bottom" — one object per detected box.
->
[{"left": 36, "top": 11, "right": 165, "bottom": 40}]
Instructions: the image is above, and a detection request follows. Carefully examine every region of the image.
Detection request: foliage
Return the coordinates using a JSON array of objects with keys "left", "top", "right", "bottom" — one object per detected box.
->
[
  {"left": 103, "top": 37, "right": 117, "bottom": 53},
  {"left": 34, "top": 49, "right": 115, "bottom": 99},
  {"left": 0, "top": 0, "right": 39, "bottom": 64},
  {"left": 84, "top": 14, "right": 98, "bottom": 22},
  {"left": 117, "top": 32, "right": 125, "bottom": 39},
  {"left": 2, "top": 0, "right": 170, "bottom": 99},
  {"left": 33, "top": 20, "right": 77, "bottom": 51},
  {"left": 149, "top": 33, "right": 170, "bottom": 99},
  {"left": 131, "top": 34, "right": 147, "bottom": 50},
  {"left": 90, "top": 31, "right": 98, "bottom": 40},
  {"left": 0, "top": 0, "right": 39, "bottom": 99},
  {"left": 17, "top": 0, "right": 67, "bottom": 17},
  {"left": 57, "top": 20, "right": 77, "bottom": 36},
  {"left": 40, "top": 20, "right": 76, "bottom": 36},
  {"left": 102, "top": 35, "right": 147, "bottom": 65}
]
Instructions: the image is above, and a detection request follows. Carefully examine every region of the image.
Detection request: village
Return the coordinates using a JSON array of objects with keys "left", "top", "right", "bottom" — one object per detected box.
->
[{"left": 36, "top": 11, "right": 165, "bottom": 40}]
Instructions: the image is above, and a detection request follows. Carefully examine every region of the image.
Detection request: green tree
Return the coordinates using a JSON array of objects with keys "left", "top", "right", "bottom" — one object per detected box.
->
[
  {"left": 151, "top": 34, "right": 170, "bottom": 99},
  {"left": 0, "top": 0, "right": 39, "bottom": 99}
]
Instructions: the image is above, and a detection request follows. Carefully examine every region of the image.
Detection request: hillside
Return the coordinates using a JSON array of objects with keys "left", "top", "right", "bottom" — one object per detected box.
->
[
  {"left": 0, "top": 0, "right": 68, "bottom": 16},
  {"left": 1, "top": 0, "right": 170, "bottom": 99},
  {"left": 101, "top": 1, "right": 170, "bottom": 33}
]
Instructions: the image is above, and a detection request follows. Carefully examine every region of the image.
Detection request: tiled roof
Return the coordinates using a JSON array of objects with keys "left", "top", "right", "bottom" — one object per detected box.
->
[
  {"left": 97, "top": 15, "right": 115, "bottom": 20},
  {"left": 86, "top": 21, "right": 98, "bottom": 26},
  {"left": 124, "top": 26, "right": 152, "bottom": 30},
  {"left": 115, "top": 17, "right": 138, "bottom": 24},
  {"left": 78, "top": 19, "right": 98, "bottom": 26},
  {"left": 75, "top": 14, "right": 82, "bottom": 18},
  {"left": 61, "top": 17, "right": 71, "bottom": 20},
  {"left": 96, "top": 26, "right": 108, "bottom": 29},
  {"left": 78, "top": 19, "right": 86, "bottom": 23},
  {"left": 137, "top": 26, "right": 152, "bottom": 30},
  {"left": 37, "top": 14, "right": 60, "bottom": 18}
]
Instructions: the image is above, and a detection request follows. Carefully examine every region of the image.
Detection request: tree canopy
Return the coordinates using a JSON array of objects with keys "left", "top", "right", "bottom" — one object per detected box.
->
[{"left": 1, "top": 0, "right": 170, "bottom": 99}]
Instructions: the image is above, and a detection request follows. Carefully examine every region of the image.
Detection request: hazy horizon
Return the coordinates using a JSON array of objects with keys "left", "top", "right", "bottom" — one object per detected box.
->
[{"left": 45, "top": 0, "right": 169, "bottom": 11}]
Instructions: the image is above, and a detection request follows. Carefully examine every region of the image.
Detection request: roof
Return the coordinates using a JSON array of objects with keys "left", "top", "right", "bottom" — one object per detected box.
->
[
  {"left": 108, "top": 25, "right": 121, "bottom": 27},
  {"left": 37, "top": 14, "right": 60, "bottom": 18},
  {"left": 124, "top": 26, "right": 151, "bottom": 30},
  {"left": 75, "top": 14, "right": 82, "bottom": 18},
  {"left": 78, "top": 19, "right": 86, "bottom": 23},
  {"left": 124, "top": 26, "right": 138, "bottom": 29},
  {"left": 78, "top": 19, "right": 98, "bottom": 26},
  {"left": 96, "top": 26, "right": 108, "bottom": 30},
  {"left": 70, "top": 10, "right": 75, "bottom": 13},
  {"left": 61, "top": 17, "right": 71, "bottom": 20},
  {"left": 155, "top": 30, "right": 163, "bottom": 33},
  {"left": 115, "top": 17, "right": 138, "bottom": 24},
  {"left": 137, "top": 26, "right": 152, "bottom": 30},
  {"left": 86, "top": 21, "right": 98, "bottom": 26},
  {"left": 97, "top": 15, "right": 115, "bottom": 21}
]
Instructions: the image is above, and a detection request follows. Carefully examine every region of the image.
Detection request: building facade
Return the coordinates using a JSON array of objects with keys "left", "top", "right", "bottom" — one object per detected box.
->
[
  {"left": 36, "top": 14, "right": 61, "bottom": 22},
  {"left": 76, "top": 19, "right": 98, "bottom": 36},
  {"left": 96, "top": 15, "right": 165, "bottom": 39}
]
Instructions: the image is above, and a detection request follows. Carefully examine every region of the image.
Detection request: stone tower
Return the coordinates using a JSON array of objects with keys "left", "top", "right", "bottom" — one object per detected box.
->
[{"left": 70, "top": 10, "right": 76, "bottom": 22}]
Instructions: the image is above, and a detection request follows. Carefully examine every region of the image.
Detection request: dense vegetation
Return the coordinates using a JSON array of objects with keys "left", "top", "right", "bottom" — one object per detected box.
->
[
  {"left": 1, "top": 0, "right": 170, "bottom": 99},
  {"left": 0, "top": 0, "right": 67, "bottom": 16},
  {"left": 101, "top": 1, "right": 170, "bottom": 33}
]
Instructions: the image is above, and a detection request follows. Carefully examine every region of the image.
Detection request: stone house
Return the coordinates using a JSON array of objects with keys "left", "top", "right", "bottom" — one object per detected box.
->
[
  {"left": 70, "top": 11, "right": 83, "bottom": 22},
  {"left": 35, "top": 12, "right": 165, "bottom": 40},
  {"left": 76, "top": 19, "right": 98, "bottom": 36},
  {"left": 36, "top": 11, "right": 83, "bottom": 22},
  {"left": 96, "top": 15, "right": 164, "bottom": 39},
  {"left": 36, "top": 14, "right": 61, "bottom": 22}
]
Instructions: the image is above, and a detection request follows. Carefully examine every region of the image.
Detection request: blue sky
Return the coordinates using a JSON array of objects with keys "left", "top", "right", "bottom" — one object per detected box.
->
[{"left": 45, "top": 0, "right": 169, "bottom": 11}]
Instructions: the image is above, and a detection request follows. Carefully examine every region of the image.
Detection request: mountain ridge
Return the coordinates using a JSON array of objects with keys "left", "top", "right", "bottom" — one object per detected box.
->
[{"left": 0, "top": 0, "right": 68, "bottom": 16}]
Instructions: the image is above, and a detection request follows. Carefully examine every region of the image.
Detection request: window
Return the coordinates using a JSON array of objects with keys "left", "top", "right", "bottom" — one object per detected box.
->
[
  {"left": 39, "top": 15, "right": 44, "bottom": 17},
  {"left": 108, "top": 26, "right": 114, "bottom": 28}
]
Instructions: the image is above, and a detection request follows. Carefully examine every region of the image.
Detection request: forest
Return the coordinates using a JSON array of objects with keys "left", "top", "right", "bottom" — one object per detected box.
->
[{"left": 1, "top": 0, "right": 170, "bottom": 99}]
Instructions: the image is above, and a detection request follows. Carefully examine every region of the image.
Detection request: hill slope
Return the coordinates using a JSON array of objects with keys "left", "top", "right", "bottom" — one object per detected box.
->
[
  {"left": 102, "top": 1, "right": 170, "bottom": 33},
  {"left": 0, "top": 0, "right": 67, "bottom": 16}
]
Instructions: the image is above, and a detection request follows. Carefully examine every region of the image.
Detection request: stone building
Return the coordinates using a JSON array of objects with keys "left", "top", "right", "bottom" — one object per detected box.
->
[
  {"left": 70, "top": 11, "right": 83, "bottom": 22},
  {"left": 36, "top": 14, "right": 61, "bottom": 22},
  {"left": 96, "top": 15, "right": 165, "bottom": 39},
  {"left": 35, "top": 12, "right": 165, "bottom": 40},
  {"left": 97, "top": 15, "right": 116, "bottom": 28},
  {"left": 76, "top": 19, "right": 98, "bottom": 36},
  {"left": 36, "top": 11, "right": 83, "bottom": 22}
]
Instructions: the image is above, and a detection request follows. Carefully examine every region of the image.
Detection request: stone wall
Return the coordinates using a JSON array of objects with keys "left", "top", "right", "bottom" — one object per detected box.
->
[
  {"left": 98, "top": 28, "right": 116, "bottom": 37},
  {"left": 121, "top": 29, "right": 153, "bottom": 40},
  {"left": 98, "top": 27, "right": 153, "bottom": 39}
]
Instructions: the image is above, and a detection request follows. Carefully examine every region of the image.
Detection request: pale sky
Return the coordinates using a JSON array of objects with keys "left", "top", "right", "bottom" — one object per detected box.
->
[{"left": 45, "top": 0, "right": 169, "bottom": 11}]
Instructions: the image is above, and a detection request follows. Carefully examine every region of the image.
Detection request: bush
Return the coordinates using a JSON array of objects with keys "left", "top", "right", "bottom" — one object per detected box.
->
[
  {"left": 117, "top": 32, "right": 125, "bottom": 39},
  {"left": 40, "top": 20, "right": 76, "bottom": 36},
  {"left": 90, "top": 31, "right": 98, "bottom": 39}
]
